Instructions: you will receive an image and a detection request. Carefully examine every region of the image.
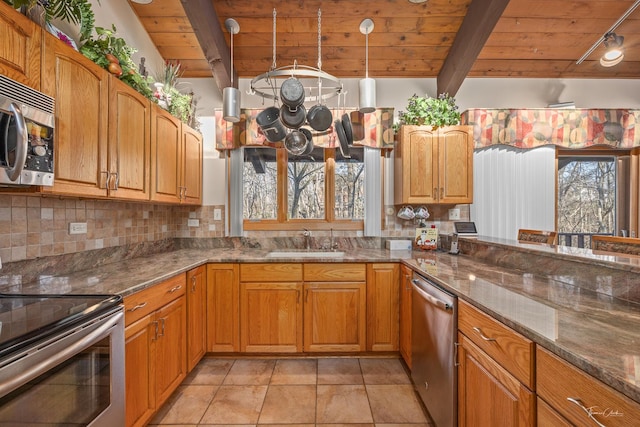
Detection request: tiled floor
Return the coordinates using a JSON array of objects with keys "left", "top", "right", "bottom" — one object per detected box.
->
[{"left": 148, "top": 357, "right": 433, "bottom": 426}]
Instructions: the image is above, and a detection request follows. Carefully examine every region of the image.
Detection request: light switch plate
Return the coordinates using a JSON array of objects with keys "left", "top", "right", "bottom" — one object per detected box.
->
[
  {"left": 187, "top": 219, "right": 200, "bottom": 227},
  {"left": 69, "top": 222, "right": 87, "bottom": 234},
  {"left": 448, "top": 208, "right": 461, "bottom": 220},
  {"left": 213, "top": 208, "right": 222, "bottom": 221}
]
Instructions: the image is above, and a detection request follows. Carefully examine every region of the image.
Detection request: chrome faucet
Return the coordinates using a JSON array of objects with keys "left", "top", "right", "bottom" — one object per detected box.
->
[
  {"left": 302, "top": 228, "right": 311, "bottom": 250},
  {"left": 330, "top": 228, "right": 338, "bottom": 251}
]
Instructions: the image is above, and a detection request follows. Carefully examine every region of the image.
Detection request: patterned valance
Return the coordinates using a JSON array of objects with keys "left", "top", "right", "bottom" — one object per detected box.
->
[
  {"left": 215, "top": 108, "right": 395, "bottom": 150},
  {"left": 461, "top": 109, "right": 640, "bottom": 149}
]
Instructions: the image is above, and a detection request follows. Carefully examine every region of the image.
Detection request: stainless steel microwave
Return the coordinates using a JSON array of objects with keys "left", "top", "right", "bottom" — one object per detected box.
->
[{"left": 0, "top": 74, "right": 55, "bottom": 186}]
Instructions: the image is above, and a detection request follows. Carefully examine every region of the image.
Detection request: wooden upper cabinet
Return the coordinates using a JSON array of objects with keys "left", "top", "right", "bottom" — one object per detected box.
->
[
  {"left": 41, "top": 32, "right": 109, "bottom": 198},
  {"left": 394, "top": 125, "right": 473, "bottom": 205},
  {"left": 181, "top": 124, "right": 203, "bottom": 205},
  {"left": 0, "top": 2, "right": 42, "bottom": 89},
  {"left": 150, "top": 105, "right": 182, "bottom": 203},
  {"left": 108, "top": 75, "right": 151, "bottom": 201}
]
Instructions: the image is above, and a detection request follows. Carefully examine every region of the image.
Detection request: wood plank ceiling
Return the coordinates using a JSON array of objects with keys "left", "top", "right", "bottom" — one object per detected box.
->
[{"left": 128, "top": 0, "right": 640, "bottom": 96}]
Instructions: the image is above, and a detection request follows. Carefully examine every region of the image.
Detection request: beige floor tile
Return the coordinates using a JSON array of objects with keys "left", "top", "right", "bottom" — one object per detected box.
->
[
  {"left": 316, "top": 424, "right": 374, "bottom": 427},
  {"left": 316, "top": 384, "right": 374, "bottom": 424},
  {"left": 270, "top": 359, "right": 317, "bottom": 384},
  {"left": 258, "top": 384, "right": 316, "bottom": 424},
  {"left": 317, "top": 358, "right": 363, "bottom": 384},
  {"left": 376, "top": 424, "right": 432, "bottom": 427},
  {"left": 223, "top": 359, "right": 275, "bottom": 385},
  {"left": 199, "top": 385, "right": 268, "bottom": 424},
  {"left": 149, "top": 385, "right": 217, "bottom": 424},
  {"left": 366, "top": 384, "right": 428, "bottom": 424},
  {"left": 360, "top": 358, "right": 411, "bottom": 385},
  {"left": 182, "top": 358, "right": 234, "bottom": 385}
]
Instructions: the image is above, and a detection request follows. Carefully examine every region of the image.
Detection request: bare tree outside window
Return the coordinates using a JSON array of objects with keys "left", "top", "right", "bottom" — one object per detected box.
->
[
  {"left": 335, "top": 148, "right": 364, "bottom": 219},
  {"left": 243, "top": 147, "right": 277, "bottom": 219},
  {"left": 287, "top": 151, "right": 325, "bottom": 219},
  {"left": 557, "top": 156, "right": 615, "bottom": 247}
]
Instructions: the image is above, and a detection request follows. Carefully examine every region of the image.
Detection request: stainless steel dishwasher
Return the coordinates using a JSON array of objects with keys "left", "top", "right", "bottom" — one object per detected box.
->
[{"left": 411, "top": 272, "right": 457, "bottom": 427}]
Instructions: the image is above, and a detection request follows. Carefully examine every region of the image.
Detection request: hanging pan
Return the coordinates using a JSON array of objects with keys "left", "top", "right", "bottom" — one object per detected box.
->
[
  {"left": 280, "top": 104, "right": 307, "bottom": 129},
  {"left": 256, "top": 106, "right": 286, "bottom": 142},
  {"left": 334, "top": 119, "right": 350, "bottom": 159}
]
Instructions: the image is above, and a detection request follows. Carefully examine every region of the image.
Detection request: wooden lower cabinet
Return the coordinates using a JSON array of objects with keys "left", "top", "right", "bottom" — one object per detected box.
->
[
  {"left": 457, "top": 333, "right": 535, "bottom": 427},
  {"left": 186, "top": 265, "right": 206, "bottom": 372},
  {"left": 207, "top": 264, "right": 240, "bottom": 352},
  {"left": 399, "top": 264, "right": 412, "bottom": 368},
  {"left": 240, "top": 282, "right": 303, "bottom": 352},
  {"left": 366, "top": 263, "right": 400, "bottom": 351},
  {"left": 303, "top": 282, "right": 366, "bottom": 352},
  {"left": 537, "top": 397, "right": 571, "bottom": 427},
  {"left": 124, "top": 275, "right": 187, "bottom": 427}
]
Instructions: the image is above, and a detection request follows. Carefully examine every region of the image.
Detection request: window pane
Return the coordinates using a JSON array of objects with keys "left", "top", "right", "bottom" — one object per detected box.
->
[
  {"left": 287, "top": 148, "right": 325, "bottom": 219},
  {"left": 558, "top": 157, "right": 615, "bottom": 246},
  {"left": 335, "top": 146, "right": 365, "bottom": 219},
  {"left": 243, "top": 147, "right": 277, "bottom": 219}
]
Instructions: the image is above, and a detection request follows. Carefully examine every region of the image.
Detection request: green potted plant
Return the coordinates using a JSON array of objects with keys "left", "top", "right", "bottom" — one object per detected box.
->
[
  {"left": 394, "top": 93, "right": 461, "bottom": 132},
  {"left": 155, "top": 61, "right": 198, "bottom": 128},
  {"left": 4, "top": 0, "right": 97, "bottom": 44},
  {"left": 80, "top": 25, "right": 154, "bottom": 100}
]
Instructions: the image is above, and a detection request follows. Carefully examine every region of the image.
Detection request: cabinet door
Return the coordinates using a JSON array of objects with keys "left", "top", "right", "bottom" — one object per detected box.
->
[
  {"left": 125, "top": 314, "right": 155, "bottom": 427},
  {"left": 367, "top": 263, "right": 400, "bottom": 351},
  {"left": 438, "top": 126, "right": 473, "bottom": 204},
  {"left": 155, "top": 296, "right": 187, "bottom": 407},
  {"left": 399, "top": 265, "right": 412, "bottom": 368},
  {"left": 42, "top": 33, "right": 108, "bottom": 198},
  {"left": 395, "top": 126, "right": 438, "bottom": 204},
  {"left": 457, "top": 333, "right": 534, "bottom": 427},
  {"left": 303, "top": 282, "right": 366, "bottom": 352},
  {"left": 187, "top": 265, "right": 206, "bottom": 372},
  {"left": 181, "top": 124, "right": 202, "bottom": 205},
  {"left": 240, "top": 282, "right": 302, "bottom": 353},
  {"left": 108, "top": 76, "right": 151, "bottom": 201},
  {"left": 0, "top": 2, "right": 41, "bottom": 89},
  {"left": 150, "top": 105, "right": 182, "bottom": 203},
  {"left": 207, "top": 264, "right": 240, "bottom": 352}
]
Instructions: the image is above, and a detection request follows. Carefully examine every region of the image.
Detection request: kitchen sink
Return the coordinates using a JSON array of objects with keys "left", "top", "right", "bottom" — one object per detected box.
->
[{"left": 265, "top": 250, "right": 345, "bottom": 258}]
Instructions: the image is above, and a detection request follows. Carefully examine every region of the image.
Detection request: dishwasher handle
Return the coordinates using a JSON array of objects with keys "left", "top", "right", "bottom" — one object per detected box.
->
[{"left": 412, "top": 279, "right": 453, "bottom": 311}]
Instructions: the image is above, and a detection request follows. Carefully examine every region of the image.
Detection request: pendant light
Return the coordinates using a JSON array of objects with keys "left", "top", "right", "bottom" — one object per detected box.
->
[
  {"left": 223, "top": 18, "right": 241, "bottom": 122},
  {"left": 359, "top": 18, "right": 376, "bottom": 114}
]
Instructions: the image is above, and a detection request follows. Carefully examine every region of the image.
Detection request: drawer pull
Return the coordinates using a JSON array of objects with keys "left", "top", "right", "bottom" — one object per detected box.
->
[
  {"left": 567, "top": 397, "right": 607, "bottom": 427},
  {"left": 168, "top": 285, "right": 182, "bottom": 293},
  {"left": 127, "top": 302, "right": 147, "bottom": 312},
  {"left": 472, "top": 327, "right": 497, "bottom": 342}
]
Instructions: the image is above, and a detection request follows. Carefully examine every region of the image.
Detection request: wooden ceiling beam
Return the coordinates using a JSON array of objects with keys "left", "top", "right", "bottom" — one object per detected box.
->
[
  {"left": 180, "top": 0, "right": 234, "bottom": 92},
  {"left": 437, "top": 0, "right": 511, "bottom": 97}
]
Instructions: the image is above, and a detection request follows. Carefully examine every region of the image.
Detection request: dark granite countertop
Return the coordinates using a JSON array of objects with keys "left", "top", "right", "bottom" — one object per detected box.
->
[{"left": 1, "top": 242, "right": 638, "bottom": 404}]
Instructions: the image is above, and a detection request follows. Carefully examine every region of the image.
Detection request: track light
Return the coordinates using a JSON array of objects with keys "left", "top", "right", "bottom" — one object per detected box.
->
[{"left": 600, "top": 32, "right": 624, "bottom": 67}]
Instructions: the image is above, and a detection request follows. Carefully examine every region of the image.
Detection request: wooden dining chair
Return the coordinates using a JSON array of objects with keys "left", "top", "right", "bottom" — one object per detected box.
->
[
  {"left": 590, "top": 235, "right": 640, "bottom": 256},
  {"left": 517, "top": 229, "right": 558, "bottom": 245}
]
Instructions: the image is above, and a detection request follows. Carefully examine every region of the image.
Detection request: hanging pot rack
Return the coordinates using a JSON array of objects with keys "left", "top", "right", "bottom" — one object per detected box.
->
[{"left": 248, "top": 9, "right": 344, "bottom": 104}]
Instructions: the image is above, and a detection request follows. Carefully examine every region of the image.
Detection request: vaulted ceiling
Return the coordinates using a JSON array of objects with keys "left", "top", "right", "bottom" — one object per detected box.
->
[{"left": 128, "top": 0, "right": 640, "bottom": 95}]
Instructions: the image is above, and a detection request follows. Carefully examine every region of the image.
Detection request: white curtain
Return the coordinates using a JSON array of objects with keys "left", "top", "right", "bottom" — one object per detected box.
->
[{"left": 471, "top": 145, "right": 556, "bottom": 240}]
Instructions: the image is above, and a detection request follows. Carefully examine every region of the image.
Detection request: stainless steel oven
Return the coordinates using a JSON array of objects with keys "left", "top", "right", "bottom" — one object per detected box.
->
[
  {"left": 0, "top": 294, "right": 124, "bottom": 426},
  {"left": 0, "top": 74, "right": 55, "bottom": 187}
]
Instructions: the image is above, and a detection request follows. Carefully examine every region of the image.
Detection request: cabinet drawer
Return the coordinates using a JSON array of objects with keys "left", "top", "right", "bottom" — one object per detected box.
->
[
  {"left": 304, "top": 263, "right": 365, "bottom": 281},
  {"left": 240, "top": 263, "right": 302, "bottom": 282},
  {"left": 458, "top": 300, "right": 534, "bottom": 389},
  {"left": 537, "top": 347, "right": 640, "bottom": 427},
  {"left": 537, "top": 397, "right": 571, "bottom": 427},
  {"left": 124, "top": 274, "right": 186, "bottom": 326}
]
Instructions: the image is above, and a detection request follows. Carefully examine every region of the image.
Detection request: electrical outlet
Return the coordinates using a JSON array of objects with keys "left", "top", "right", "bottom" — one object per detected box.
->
[
  {"left": 213, "top": 208, "right": 222, "bottom": 221},
  {"left": 69, "top": 222, "right": 87, "bottom": 235},
  {"left": 448, "top": 208, "right": 461, "bottom": 221},
  {"left": 187, "top": 219, "right": 200, "bottom": 227}
]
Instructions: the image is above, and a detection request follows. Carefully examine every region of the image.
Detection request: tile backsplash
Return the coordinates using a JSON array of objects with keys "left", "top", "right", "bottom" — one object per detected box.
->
[
  {"left": 0, "top": 195, "right": 226, "bottom": 264},
  {"left": 0, "top": 194, "right": 469, "bottom": 264}
]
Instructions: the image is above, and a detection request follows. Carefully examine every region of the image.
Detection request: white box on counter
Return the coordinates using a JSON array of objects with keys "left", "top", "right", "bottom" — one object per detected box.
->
[{"left": 385, "top": 239, "right": 412, "bottom": 251}]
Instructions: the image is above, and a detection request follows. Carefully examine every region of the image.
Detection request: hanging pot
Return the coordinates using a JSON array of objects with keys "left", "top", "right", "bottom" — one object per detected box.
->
[
  {"left": 341, "top": 113, "right": 354, "bottom": 145},
  {"left": 307, "top": 104, "right": 332, "bottom": 132},
  {"left": 256, "top": 106, "right": 286, "bottom": 142},
  {"left": 350, "top": 110, "right": 365, "bottom": 141},
  {"left": 300, "top": 128, "right": 314, "bottom": 155},
  {"left": 284, "top": 129, "right": 309, "bottom": 155},
  {"left": 280, "top": 77, "right": 305, "bottom": 108},
  {"left": 334, "top": 120, "right": 351, "bottom": 159},
  {"left": 280, "top": 104, "right": 307, "bottom": 129}
]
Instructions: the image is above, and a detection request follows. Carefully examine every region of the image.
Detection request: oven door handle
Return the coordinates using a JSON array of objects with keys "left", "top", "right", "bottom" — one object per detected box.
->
[
  {"left": 6, "top": 102, "right": 28, "bottom": 182},
  {"left": 0, "top": 311, "right": 124, "bottom": 397}
]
